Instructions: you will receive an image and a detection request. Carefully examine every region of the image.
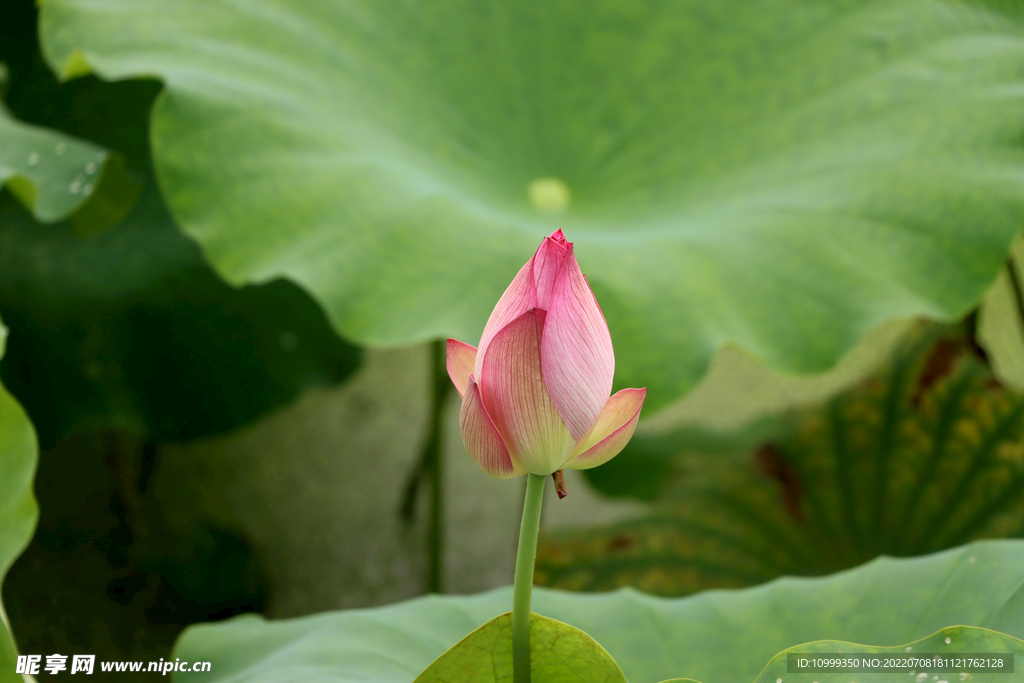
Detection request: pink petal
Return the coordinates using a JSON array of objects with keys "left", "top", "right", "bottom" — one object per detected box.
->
[
  {"left": 541, "top": 246, "right": 615, "bottom": 441},
  {"left": 479, "top": 309, "right": 575, "bottom": 475},
  {"left": 459, "top": 376, "right": 522, "bottom": 479},
  {"left": 474, "top": 231, "right": 571, "bottom": 379},
  {"left": 531, "top": 230, "right": 571, "bottom": 310},
  {"left": 565, "top": 388, "right": 646, "bottom": 470},
  {"left": 475, "top": 259, "right": 535, "bottom": 380},
  {"left": 446, "top": 339, "right": 477, "bottom": 398}
]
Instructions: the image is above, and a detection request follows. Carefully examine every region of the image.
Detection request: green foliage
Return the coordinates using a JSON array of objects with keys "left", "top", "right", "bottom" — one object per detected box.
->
[
  {"left": 1, "top": 2, "right": 361, "bottom": 445},
  {"left": 3, "top": 428, "right": 268, "bottom": 669},
  {"left": 38, "top": 0, "right": 1024, "bottom": 411},
  {"left": 173, "top": 540, "right": 1024, "bottom": 683},
  {"left": 412, "top": 616, "right": 1024, "bottom": 683},
  {"left": 418, "top": 626, "right": 1024, "bottom": 683},
  {"left": 0, "top": 0, "right": 158, "bottom": 174},
  {"left": 0, "top": 105, "right": 106, "bottom": 220},
  {"left": 0, "top": 187, "right": 361, "bottom": 445},
  {"left": 0, "top": 70, "right": 141, "bottom": 234},
  {"left": 413, "top": 613, "right": 626, "bottom": 683},
  {"left": 0, "top": 0, "right": 145, "bottom": 233},
  {"left": 755, "top": 627, "right": 1023, "bottom": 683},
  {"left": 0, "top": 4, "right": 354, "bottom": 665},
  {"left": 537, "top": 325, "right": 1024, "bottom": 595},
  {"left": 9, "top": 1, "right": 1024, "bottom": 678},
  {"left": 0, "top": 317, "right": 39, "bottom": 682},
  {"left": 581, "top": 418, "right": 785, "bottom": 502}
]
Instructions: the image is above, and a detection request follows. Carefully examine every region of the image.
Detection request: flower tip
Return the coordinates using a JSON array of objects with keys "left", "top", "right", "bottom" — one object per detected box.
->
[{"left": 547, "top": 229, "right": 569, "bottom": 246}]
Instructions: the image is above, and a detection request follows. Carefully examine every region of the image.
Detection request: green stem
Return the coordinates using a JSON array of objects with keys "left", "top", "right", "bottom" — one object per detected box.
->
[{"left": 512, "top": 473, "right": 546, "bottom": 683}]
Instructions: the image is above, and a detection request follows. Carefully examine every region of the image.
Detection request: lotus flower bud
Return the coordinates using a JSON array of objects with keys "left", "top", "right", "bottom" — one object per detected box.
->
[{"left": 446, "top": 230, "right": 646, "bottom": 478}]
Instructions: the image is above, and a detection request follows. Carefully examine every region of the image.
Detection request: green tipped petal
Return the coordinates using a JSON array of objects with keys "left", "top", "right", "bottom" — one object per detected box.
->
[{"left": 566, "top": 388, "right": 646, "bottom": 470}]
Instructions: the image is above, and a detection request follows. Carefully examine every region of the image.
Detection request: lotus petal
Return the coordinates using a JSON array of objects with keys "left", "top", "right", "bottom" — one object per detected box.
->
[
  {"left": 531, "top": 229, "right": 570, "bottom": 310},
  {"left": 480, "top": 309, "right": 574, "bottom": 475},
  {"left": 542, "top": 247, "right": 615, "bottom": 441},
  {"left": 566, "top": 388, "right": 646, "bottom": 470},
  {"left": 459, "top": 376, "right": 521, "bottom": 479},
  {"left": 446, "top": 339, "right": 477, "bottom": 398},
  {"left": 474, "top": 259, "right": 534, "bottom": 380}
]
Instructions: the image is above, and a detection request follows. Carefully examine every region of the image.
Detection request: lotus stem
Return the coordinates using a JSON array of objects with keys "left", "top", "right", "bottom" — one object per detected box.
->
[{"left": 512, "top": 473, "right": 545, "bottom": 683}]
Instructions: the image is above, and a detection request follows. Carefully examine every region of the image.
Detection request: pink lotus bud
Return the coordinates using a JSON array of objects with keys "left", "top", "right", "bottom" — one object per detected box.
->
[{"left": 446, "top": 230, "right": 647, "bottom": 478}]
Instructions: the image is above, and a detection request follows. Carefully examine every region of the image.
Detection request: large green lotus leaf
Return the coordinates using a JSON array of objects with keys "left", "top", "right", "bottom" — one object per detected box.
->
[
  {"left": 173, "top": 539, "right": 1024, "bottom": 683},
  {"left": 0, "top": 317, "right": 39, "bottom": 682},
  {"left": 539, "top": 325, "right": 1024, "bottom": 595},
  {"left": 0, "top": 187, "right": 360, "bottom": 446},
  {"left": 39, "top": 1, "right": 1024, "bottom": 410},
  {"left": 413, "top": 612, "right": 626, "bottom": 683}
]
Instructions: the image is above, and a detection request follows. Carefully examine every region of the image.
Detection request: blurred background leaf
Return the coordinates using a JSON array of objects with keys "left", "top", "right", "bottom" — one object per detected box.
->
[
  {"left": 0, "top": 186, "right": 362, "bottom": 447},
  {"left": 39, "top": 0, "right": 1024, "bottom": 412},
  {"left": 0, "top": 317, "right": 39, "bottom": 682},
  {"left": 0, "top": 106, "right": 128, "bottom": 226},
  {"left": 537, "top": 323, "right": 1024, "bottom": 594}
]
